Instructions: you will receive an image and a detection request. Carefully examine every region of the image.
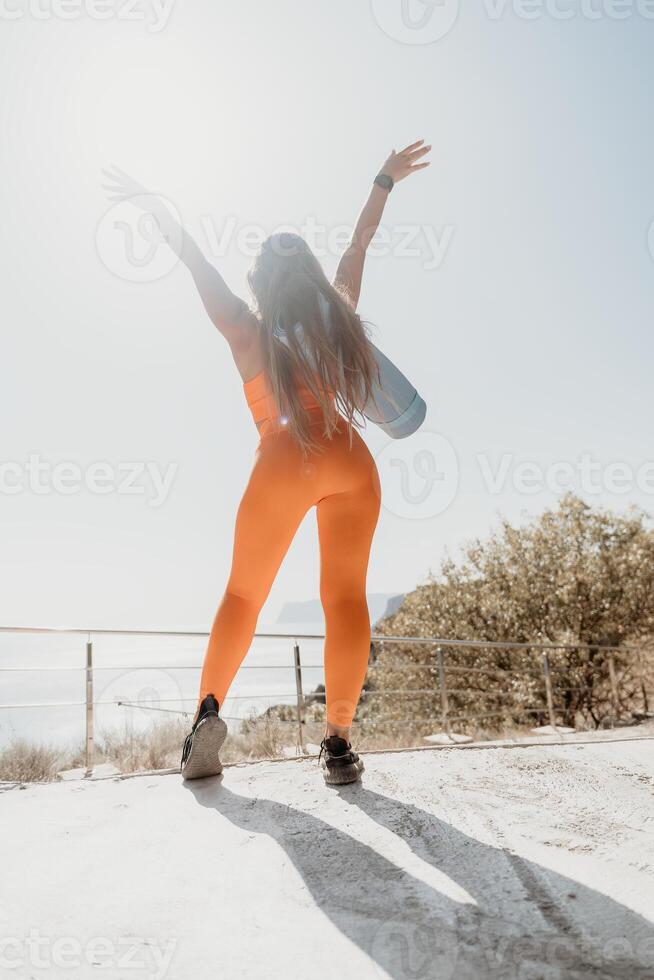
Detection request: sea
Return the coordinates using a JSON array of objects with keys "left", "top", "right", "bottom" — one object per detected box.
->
[{"left": 0, "top": 623, "right": 328, "bottom": 752}]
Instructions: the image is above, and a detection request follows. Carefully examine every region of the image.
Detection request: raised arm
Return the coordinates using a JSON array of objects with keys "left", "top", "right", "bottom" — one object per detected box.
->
[
  {"left": 102, "top": 167, "right": 255, "bottom": 351},
  {"left": 334, "top": 140, "right": 431, "bottom": 310}
]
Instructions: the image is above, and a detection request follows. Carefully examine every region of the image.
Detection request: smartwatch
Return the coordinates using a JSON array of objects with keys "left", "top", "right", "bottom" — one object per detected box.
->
[{"left": 374, "top": 172, "right": 394, "bottom": 192}]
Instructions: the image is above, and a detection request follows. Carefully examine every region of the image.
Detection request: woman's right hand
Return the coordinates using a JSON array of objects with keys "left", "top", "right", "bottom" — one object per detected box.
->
[
  {"left": 102, "top": 166, "right": 180, "bottom": 246},
  {"left": 379, "top": 139, "right": 431, "bottom": 184},
  {"left": 102, "top": 165, "right": 153, "bottom": 205}
]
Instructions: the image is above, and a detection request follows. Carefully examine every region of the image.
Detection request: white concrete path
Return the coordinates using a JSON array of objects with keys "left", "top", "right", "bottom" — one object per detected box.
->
[{"left": 2, "top": 733, "right": 654, "bottom": 979}]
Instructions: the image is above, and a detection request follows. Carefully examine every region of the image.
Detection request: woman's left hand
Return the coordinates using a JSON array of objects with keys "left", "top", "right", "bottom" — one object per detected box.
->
[{"left": 379, "top": 140, "right": 431, "bottom": 184}]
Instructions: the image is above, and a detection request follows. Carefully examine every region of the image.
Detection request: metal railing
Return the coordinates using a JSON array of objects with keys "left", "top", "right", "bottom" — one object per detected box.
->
[{"left": 0, "top": 626, "right": 651, "bottom": 775}]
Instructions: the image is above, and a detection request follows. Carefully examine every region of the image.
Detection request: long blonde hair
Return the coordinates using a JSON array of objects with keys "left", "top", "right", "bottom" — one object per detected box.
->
[{"left": 247, "top": 233, "right": 380, "bottom": 455}]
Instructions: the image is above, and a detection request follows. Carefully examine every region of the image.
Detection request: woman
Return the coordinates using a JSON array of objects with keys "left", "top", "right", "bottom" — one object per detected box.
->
[{"left": 104, "top": 140, "right": 430, "bottom": 784}]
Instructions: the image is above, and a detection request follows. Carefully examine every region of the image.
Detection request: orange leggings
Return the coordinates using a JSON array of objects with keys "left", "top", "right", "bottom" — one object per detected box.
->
[{"left": 199, "top": 420, "right": 381, "bottom": 728}]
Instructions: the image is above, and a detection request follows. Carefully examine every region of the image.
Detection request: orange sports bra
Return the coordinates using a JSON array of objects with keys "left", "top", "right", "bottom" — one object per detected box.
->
[{"left": 243, "top": 370, "right": 335, "bottom": 437}]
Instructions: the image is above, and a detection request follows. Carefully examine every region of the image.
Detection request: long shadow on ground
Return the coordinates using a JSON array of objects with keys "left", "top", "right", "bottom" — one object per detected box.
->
[{"left": 188, "top": 776, "right": 653, "bottom": 980}]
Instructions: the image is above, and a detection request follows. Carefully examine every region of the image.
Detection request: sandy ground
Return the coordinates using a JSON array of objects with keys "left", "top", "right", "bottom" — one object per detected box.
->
[{"left": 2, "top": 729, "right": 654, "bottom": 980}]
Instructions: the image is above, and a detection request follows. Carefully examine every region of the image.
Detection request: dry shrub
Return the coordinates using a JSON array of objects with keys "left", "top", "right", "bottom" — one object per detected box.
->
[
  {"left": 99, "top": 717, "right": 188, "bottom": 772},
  {"left": 221, "top": 711, "right": 287, "bottom": 764},
  {"left": 0, "top": 740, "right": 66, "bottom": 782}
]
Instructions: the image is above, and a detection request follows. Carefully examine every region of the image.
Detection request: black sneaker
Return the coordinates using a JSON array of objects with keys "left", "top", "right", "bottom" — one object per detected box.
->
[
  {"left": 181, "top": 694, "right": 227, "bottom": 780},
  {"left": 319, "top": 735, "right": 364, "bottom": 785}
]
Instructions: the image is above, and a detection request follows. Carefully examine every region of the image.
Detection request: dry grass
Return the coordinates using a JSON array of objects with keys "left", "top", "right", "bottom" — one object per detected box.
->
[
  {"left": 100, "top": 718, "right": 189, "bottom": 772},
  {"left": 0, "top": 719, "right": 189, "bottom": 783},
  {"left": 220, "top": 712, "right": 289, "bottom": 764},
  {"left": 1, "top": 708, "right": 582, "bottom": 784},
  {"left": 0, "top": 739, "right": 68, "bottom": 782},
  {"left": 0, "top": 713, "right": 307, "bottom": 782}
]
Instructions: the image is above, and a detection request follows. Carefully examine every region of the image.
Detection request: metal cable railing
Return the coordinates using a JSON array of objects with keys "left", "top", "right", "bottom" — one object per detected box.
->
[{"left": 0, "top": 626, "right": 651, "bottom": 774}]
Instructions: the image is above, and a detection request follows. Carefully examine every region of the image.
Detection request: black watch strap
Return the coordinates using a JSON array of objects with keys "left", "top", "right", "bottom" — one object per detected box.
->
[{"left": 374, "top": 172, "right": 394, "bottom": 192}]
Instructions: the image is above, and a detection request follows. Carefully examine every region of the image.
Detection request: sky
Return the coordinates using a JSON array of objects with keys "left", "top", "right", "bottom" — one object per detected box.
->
[{"left": 1, "top": 0, "right": 653, "bottom": 632}]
